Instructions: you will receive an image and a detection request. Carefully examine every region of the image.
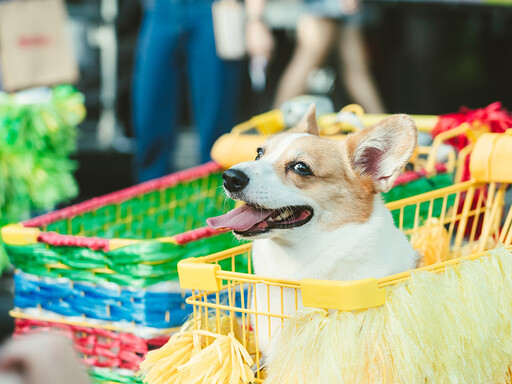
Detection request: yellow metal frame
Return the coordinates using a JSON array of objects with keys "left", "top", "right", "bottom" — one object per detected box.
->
[
  {"left": 179, "top": 177, "right": 507, "bottom": 307},
  {"left": 179, "top": 132, "right": 512, "bottom": 382},
  {"left": 178, "top": 178, "right": 509, "bottom": 381}
]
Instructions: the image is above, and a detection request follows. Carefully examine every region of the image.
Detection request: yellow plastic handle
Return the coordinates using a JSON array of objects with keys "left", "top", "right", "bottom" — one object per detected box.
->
[
  {"left": 301, "top": 278, "right": 386, "bottom": 311},
  {"left": 178, "top": 258, "right": 222, "bottom": 292},
  {"left": 1, "top": 224, "right": 40, "bottom": 246}
]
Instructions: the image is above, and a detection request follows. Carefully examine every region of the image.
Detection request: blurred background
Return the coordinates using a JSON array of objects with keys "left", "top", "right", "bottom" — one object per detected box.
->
[
  {"left": 68, "top": 0, "right": 512, "bottom": 198},
  {"left": 0, "top": 0, "right": 511, "bottom": 340}
]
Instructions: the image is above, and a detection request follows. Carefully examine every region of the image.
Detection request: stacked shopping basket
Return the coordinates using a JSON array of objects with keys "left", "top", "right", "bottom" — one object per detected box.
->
[{"left": 2, "top": 162, "right": 242, "bottom": 383}]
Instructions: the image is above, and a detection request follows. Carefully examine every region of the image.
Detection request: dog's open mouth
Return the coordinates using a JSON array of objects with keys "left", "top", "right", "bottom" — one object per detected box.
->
[{"left": 207, "top": 204, "right": 314, "bottom": 236}]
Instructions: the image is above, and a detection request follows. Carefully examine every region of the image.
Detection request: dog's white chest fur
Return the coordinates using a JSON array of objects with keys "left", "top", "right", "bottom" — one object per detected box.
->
[
  {"left": 253, "top": 196, "right": 416, "bottom": 280},
  {"left": 252, "top": 196, "right": 417, "bottom": 354}
]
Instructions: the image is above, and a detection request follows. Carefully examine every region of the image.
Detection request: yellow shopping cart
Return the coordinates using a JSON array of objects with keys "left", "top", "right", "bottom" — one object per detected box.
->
[{"left": 140, "top": 131, "right": 512, "bottom": 384}]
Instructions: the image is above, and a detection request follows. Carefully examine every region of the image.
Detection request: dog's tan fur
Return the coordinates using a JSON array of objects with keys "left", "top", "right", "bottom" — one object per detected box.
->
[
  {"left": 254, "top": 111, "right": 416, "bottom": 232},
  {"left": 263, "top": 134, "right": 374, "bottom": 231}
]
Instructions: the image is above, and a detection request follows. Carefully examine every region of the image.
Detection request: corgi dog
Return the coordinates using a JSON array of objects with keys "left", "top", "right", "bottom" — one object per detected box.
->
[{"left": 207, "top": 105, "right": 419, "bottom": 357}]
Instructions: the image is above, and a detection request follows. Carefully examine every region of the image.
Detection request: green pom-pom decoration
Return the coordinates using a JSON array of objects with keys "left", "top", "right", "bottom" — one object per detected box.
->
[{"left": 0, "top": 85, "right": 84, "bottom": 271}]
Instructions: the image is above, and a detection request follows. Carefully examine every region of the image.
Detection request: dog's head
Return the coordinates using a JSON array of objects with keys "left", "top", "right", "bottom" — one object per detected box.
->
[{"left": 207, "top": 105, "right": 417, "bottom": 240}]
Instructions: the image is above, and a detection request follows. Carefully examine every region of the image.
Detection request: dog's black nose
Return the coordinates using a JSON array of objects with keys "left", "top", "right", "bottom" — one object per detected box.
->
[{"left": 223, "top": 169, "right": 249, "bottom": 192}]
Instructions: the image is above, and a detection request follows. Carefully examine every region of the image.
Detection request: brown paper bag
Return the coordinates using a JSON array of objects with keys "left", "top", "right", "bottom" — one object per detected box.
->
[{"left": 0, "top": 0, "right": 78, "bottom": 91}]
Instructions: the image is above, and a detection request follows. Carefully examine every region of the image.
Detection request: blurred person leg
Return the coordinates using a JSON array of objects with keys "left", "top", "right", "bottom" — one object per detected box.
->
[
  {"left": 133, "top": 1, "right": 184, "bottom": 182},
  {"left": 338, "top": 23, "right": 386, "bottom": 113},
  {"left": 273, "top": 15, "right": 337, "bottom": 108},
  {"left": 185, "top": 0, "right": 243, "bottom": 164}
]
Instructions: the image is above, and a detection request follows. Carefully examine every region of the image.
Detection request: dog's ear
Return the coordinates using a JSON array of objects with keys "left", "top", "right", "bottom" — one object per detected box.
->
[
  {"left": 290, "top": 104, "right": 319, "bottom": 136},
  {"left": 345, "top": 114, "right": 417, "bottom": 193}
]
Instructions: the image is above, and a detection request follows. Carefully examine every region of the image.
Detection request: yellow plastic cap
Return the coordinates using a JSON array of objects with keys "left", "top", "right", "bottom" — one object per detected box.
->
[
  {"left": 470, "top": 131, "right": 512, "bottom": 183},
  {"left": 251, "top": 109, "right": 285, "bottom": 135},
  {"left": 210, "top": 133, "right": 267, "bottom": 169},
  {"left": 1, "top": 224, "right": 40, "bottom": 246},
  {"left": 178, "top": 258, "right": 222, "bottom": 292},
  {"left": 301, "top": 278, "right": 386, "bottom": 311}
]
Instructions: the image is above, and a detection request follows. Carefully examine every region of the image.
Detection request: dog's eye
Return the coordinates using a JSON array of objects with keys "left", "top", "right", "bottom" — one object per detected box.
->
[
  {"left": 255, "top": 147, "right": 264, "bottom": 160},
  {"left": 291, "top": 162, "right": 312, "bottom": 176}
]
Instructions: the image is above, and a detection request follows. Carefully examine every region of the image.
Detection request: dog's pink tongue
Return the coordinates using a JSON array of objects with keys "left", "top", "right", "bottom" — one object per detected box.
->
[{"left": 207, "top": 205, "right": 273, "bottom": 231}]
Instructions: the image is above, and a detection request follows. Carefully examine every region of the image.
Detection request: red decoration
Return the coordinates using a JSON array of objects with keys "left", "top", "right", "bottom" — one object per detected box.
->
[
  {"left": 432, "top": 102, "right": 512, "bottom": 180},
  {"left": 14, "top": 318, "right": 170, "bottom": 371},
  {"left": 433, "top": 103, "right": 512, "bottom": 238}
]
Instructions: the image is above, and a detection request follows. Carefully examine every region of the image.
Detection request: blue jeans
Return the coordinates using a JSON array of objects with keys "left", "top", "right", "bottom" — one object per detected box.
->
[{"left": 133, "top": 0, "right": 243, "bottom": 182}]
